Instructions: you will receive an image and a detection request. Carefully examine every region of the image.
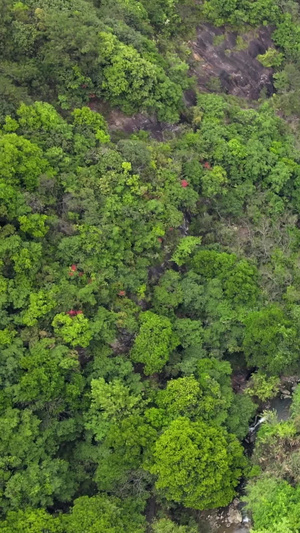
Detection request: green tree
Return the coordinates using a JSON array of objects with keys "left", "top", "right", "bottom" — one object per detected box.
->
[
  {"left": 85, "top": 377, "right": 155, "bottom": 490},
  {"left": 0, "top": 508, "right": 62, "bottom": 533},
  {"left": 244, "top": 476, "right": 300, "bottom": 532},
  {"left": 174, "top": 318, "right": 204, "bottom": 350},
  {"left": 201, "top": 165, "right": 228, "bottom": 198},
  {"left": 154, "top": 359, "right": 235, "bottom": 426},
  {"left": 243, "top": 306, "right": 299, "bottom": 374},
  {"left": 63, "top": 494, "right": 146, "bottom": 533},
  {"left": 52, "top": 313, "right": 93, "bottom": 347},
  {"left": 0, "top": 133, "right": 51, "bottom": 190},
  {"left": 18, "top": 214, "right": 49, "bottom": 238},
  {"left": 14, "top": 339, "right": 84, "bottom": 410},
  {"left": 257, "top": 48, "right": 284, "bottom": 68},
  {"left": 226, "top": 393, "right": 256, "bottom": 439},
  {"left": 130, "top": 311, "right": 179, "bottom": 374},
  {"left": 146, "top": 417, "right": 245, "bottom": 509},
  {"left": 151, "top": 518, "right": 198, "bottom": 533},
  {"left": 245, "top": 372, "right": 280, "bottom": 402},
  {"left": 0, "top": 408, "right": 76, "bottom": 511},
  {"left": 153, "top": 270, "right": 184, "bottom": 316},
  {"left": 171, "top": 237, "right": 201, "bottom": 266}
]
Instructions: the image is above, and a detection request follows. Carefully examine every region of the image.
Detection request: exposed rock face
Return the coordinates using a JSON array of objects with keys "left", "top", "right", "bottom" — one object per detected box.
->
[
  {"left": 87, "top": 103, "right": 185, "bottom": 140},
  {"left": 89, "top": 25, "right": 275, "bottom": 138},
  {"left": 190, "top": 24, "right": 275, "bottom": 99},
  {"left": 106, "top": 109, "right": 184, "bottom": 140}
]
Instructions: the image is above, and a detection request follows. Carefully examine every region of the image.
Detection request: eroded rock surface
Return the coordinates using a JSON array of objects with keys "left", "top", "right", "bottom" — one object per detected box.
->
[
  {"left": 106, "top": 109, "right": 183, "bottom": 140},
  {"left": 190, "top": 24, "right": 274, "bottom": 99},
  {"left": 88, "top": 25, "right": 275, "bottom": 138}
]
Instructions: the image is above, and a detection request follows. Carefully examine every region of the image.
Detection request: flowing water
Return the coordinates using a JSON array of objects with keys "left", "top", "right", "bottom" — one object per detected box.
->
[
  {"left": 269, "top": 396, "right": 291, "bottom": 421},
  {"left": 198, "top": 512, "right": 250, "bottom": 533},
  {"left": 198, "top": 395, "right": 292, "bottom": 532},
  {"left": 215, "top": 527, "right": 249, "bottom": 533}
]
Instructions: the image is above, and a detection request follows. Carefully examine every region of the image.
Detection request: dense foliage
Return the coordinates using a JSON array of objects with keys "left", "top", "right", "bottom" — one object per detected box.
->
[
  {"left": 244, "top": 387, "right": 300, "bottom": 532},
  {"left": 0, "top": 0, "right": 199, "bottom": 121},
  {"left": 0, "top": 91, "right": 300, "bottom": 530},
  {"left": 3, "top": 0, "right": 300, "bottom": 531}
]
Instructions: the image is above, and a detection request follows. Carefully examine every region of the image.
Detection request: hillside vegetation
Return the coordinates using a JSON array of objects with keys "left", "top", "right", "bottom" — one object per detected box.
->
[{"left": 2, "top": 1, "right": 300, "bottom": 532}]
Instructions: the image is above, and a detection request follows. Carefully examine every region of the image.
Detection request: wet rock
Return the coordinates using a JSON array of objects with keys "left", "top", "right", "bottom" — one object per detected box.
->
[
  {"left": 281, "top": 388, "right": 292, "bottom": 398},
  {"left": 227, "top": 506, "right": 243, "bottom": 525},
  {"left": 269, "top": 396, "right": 292, "bottom": 421}
]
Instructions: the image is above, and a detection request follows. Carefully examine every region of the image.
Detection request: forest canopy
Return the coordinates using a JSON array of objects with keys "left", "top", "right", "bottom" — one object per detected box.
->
[{"left": 2, "top": 0, "right": 300, "bottom": 531}]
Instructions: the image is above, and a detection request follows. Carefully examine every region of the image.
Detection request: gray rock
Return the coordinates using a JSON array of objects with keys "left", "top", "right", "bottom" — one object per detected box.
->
[
  {"left": 227, "top": 506, "right": 243, "bottom": 525},
  {"left": 190, "top": 24, "right": 274, "bottom": 100}
]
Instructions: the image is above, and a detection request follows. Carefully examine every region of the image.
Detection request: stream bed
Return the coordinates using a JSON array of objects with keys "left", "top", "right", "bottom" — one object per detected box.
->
[
  {"left": 215, "top": 527, "right": 249, "bottom": 533},
  {"left": 198, "top": 394, "right": 292, "bottom": 532},
  {"left": 269, "top": 396, "right": 291, "bottom": 421},
  {"left": 198, "top": 508, "right": 250, "bottom": 533}
]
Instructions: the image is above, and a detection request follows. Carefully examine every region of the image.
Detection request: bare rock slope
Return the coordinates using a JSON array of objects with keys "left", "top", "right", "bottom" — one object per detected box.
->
[
  {"left": 90, "top": 25, "right": 275, "bottom": 138},
  {"left": 190, "top": 24, "right": 274, "bottom": 99}
]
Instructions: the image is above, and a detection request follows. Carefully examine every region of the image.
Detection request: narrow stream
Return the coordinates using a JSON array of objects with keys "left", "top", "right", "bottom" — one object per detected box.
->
[
  {"left": 269, "top": 396, "right": 291, "bottom": 421},
  {"left": 198, "top": 510, "right": 250, "bottom": 533},
  {"left": 215, "top": 527, "right": 249, "bottom": 533},
  {"left": 198, "top": 395, "right": 292, "bottom": 532}
]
